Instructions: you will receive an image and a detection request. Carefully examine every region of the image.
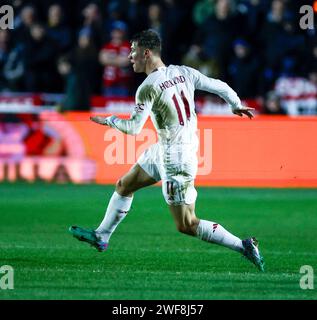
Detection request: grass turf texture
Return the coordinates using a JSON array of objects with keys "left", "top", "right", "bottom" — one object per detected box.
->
[{"left": 0, "top": 182, "right": 316, "bottom": 300}]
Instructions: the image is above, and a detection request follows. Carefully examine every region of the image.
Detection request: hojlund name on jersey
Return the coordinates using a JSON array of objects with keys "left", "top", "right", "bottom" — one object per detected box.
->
[{"left": 159, "top": 75, "right": 186, "bottom": 91}]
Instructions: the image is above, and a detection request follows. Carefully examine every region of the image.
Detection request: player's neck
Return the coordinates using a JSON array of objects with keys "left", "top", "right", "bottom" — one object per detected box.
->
[{"left": 145, "top": 57, "right": 165, "bottom": 75}]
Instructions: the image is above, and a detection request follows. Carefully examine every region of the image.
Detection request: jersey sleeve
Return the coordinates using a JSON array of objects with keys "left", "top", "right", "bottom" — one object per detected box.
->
[
  {"left": 109, "top": 83, "right": 155, "bottom": 135},
  {"left": 183, "top": 66, "right": 242, "bottom": 110}
]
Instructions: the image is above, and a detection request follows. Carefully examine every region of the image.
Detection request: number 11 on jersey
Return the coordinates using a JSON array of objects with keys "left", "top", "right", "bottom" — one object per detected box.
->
[{"left": 172, "top": 90, "right": 190, "bottom": 126}]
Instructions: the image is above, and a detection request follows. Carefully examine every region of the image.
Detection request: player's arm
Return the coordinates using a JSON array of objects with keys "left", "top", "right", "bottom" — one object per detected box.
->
[
  {"left": 90, "top": 102, "right": 151, "bottom": 135},
  {"left": 186, "top": 67, "right": 254, "bottom": 119}
]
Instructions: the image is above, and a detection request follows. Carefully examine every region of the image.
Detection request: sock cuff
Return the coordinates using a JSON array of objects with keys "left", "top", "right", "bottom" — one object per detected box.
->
[{"left": 112, "top": 191, "right": 133, "bottom": 212}]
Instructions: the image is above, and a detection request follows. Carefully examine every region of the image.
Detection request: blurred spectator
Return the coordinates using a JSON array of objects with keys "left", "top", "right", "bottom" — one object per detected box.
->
[
  {"left": 58, "top": 28, "right": 99, "bottom": 111},
  {"left": 99, "top": 21, "right": 132, "bottom": 97},
  {"left": 105, "top": 0, "right": 149, "bottom": 36},
  {"left": 262, "top": 90, "right": 286, "bottom": 115},
  {"left": 259, "top": 0, "right": 288, "bottom": 87},
  {"left": 193, "top": 0, "right": 245, "bottom": 80},
  {"left": 266, "top": 0, "right": 288, "bottom": 23},
  {"left": 237, "top": 0, "right": 269, "bottom": 40},
  {"left": 193, "top": 0, "right": 215, "bottom": 26},
  {"left": 275, "top": 75, "right": 317, "bottom": 115},
  {"left": 13, "top": 5, "right": 37, "bottom": 46},
  {"left": 228, "top": 38, "right": 260, "bottom": 99},
  {"left": 278, "top": 19, "right": 306, "bottom": 77},
  {"left": 126, "top": 0, "right": 148, "bottom": 36},
  {"left": 81, "top": 2, "right": 104, "bottom": 49},
  {"left": 0, "top": 30, "right": 11, "bottom": 91},
  {"left": 104, "top": 1, "right": 126, "bottom": 37},
  {"left": 23, "top": 23, "right": 60, "bottom": 92},
  {"left": 147, "top": 3, "right": 164, "bottom": 37},
  {"left": 46, "top": 4, "right": 72, "bottom": 54},
  {"left": 259, "top": 0, "right": 306, "bottom": 93},
  {"left": 304, "top": 42, "right": 317, "bottom": 76},
  {"left": 182, "top": 44, "right": 220, "bottom": 80},
  {"left": 2, "top": 34, "right": 24, "bottom": 92},
  {"left": 160, "top": 0, "right": 190, "bottom": 64}
]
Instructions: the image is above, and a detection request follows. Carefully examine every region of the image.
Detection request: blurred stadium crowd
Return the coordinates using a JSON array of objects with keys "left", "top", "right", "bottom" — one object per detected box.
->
[{"left": 0, "top": 0, "right": 317, "bottom": 114}]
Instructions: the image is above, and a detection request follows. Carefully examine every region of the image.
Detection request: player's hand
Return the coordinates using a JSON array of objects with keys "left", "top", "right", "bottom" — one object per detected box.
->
[
  {"left": 90, "top": 115, "right": 117, "bottom": 128},
  {"left": 90, "top": 116, "right": 110, "bottom": 125},
  {"left": 232, "top": 106, "right": 255, "bottom": 119}
]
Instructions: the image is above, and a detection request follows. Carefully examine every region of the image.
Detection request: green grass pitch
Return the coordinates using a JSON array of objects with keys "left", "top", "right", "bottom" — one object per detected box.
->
[{"left": 0, "top": 182, "right": 316, "bottom": 300}]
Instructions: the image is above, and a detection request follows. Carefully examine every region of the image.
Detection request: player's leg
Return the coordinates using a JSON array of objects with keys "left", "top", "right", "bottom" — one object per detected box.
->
[
  {"left": 70, "top": 164, "right": 156, "bottom": 250},
  {"left": 166, "top": 184, "right": 264, "bottom": 271},
  {"left": 70, "top": 143, "right": 161, "bottom": 251},
  {"left": 94, "top": 163, "right": 157, "bottom": 243},
  {"left": 169, "top": 203, "right": 264, "bottom": 271},
  {"left": 168, "top": 202, "right": 243, "bottom": 252}
]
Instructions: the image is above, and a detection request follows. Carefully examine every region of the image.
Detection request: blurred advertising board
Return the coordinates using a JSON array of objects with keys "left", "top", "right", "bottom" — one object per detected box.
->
[
  {"left": 0, "top": 112, "right": 96, "bottom": 183},
  {"left": 65, "top": 113, "right": 317, "bottom": 188},
  {"left": 1, "top": 111, "right": 317, "bottom": 187}
]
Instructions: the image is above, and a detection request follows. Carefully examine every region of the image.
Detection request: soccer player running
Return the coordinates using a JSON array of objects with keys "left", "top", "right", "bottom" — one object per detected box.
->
[{"left": 70, "top": 30, "right": 264, "bottom": 271}]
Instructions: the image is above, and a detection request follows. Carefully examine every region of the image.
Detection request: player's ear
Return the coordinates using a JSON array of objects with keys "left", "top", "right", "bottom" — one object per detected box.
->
[{"left": 144, "top": 48, "right": 151, "bottom": 58}]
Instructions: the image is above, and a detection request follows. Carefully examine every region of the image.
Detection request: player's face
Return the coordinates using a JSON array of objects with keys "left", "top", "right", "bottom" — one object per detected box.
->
[{"left": 129, "top": 41, "right": 146, "bottom": 73}]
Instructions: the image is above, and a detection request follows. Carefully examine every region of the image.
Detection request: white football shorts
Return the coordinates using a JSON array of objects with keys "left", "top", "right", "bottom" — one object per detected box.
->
[{"left": 137, "top": 143, "right": 198, "bottom": 205}]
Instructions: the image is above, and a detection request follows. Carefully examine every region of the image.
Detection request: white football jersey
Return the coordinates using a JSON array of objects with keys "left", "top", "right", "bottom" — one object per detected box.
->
[
  {"left": 136, "top": 65, "right": 199, "bottom": 150},
  {"left": 111, "top": 65, "right": 242, "bottom": 150}
]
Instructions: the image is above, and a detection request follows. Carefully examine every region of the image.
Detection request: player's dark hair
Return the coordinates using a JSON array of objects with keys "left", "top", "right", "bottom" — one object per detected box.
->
[{"left": 130, "top": 29, "right": 162, "bottom": 55}]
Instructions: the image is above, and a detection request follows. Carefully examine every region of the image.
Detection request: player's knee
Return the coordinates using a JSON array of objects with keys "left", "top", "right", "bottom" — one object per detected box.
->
[
  {"left": 116, "top": 178, "right": 133, "bottom": 197},
  {"left": 176, "top": 224, "right": 189, "bottom": 235},
  {"left": 176, "top": 219, "right": 198, "bottom": 236}
]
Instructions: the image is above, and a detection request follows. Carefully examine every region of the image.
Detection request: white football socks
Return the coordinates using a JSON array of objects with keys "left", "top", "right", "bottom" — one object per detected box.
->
[
  {"left": 196, "top": 219, "right": 243, "bottom": 252},
  {"left": 95, "top": 191, "right": 133, "bottom": 243}
]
